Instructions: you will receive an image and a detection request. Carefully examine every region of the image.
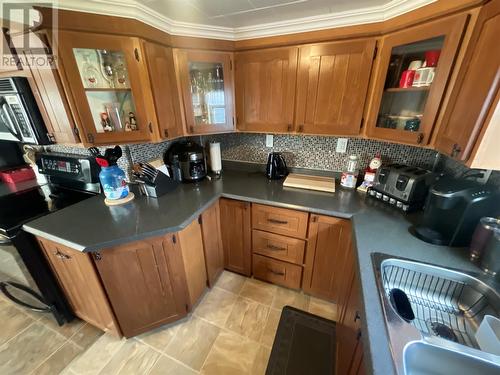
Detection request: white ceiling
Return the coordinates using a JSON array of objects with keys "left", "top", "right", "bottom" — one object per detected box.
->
[{"left": 38, "top": 0, "right": 436, "bottom": 40}]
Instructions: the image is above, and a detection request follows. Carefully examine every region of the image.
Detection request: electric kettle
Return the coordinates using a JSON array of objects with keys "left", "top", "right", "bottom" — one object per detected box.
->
[{"left": 266, "top": 152, "right": 288, "bottom": 180}]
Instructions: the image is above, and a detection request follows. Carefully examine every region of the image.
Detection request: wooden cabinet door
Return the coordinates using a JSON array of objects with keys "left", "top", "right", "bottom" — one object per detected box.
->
[
  {"left": 219, "top": 198, "right": 252, "bottom": 276},
  {"left": 302, "top": 215, "right": 352, "bottom": 301},
  {"left": 235, "top": 47, "right": 298, "bottom": 133},
  {"left": 365, "top": 14, "right": 468, "bottom": 145},
  {"left": 94, "top": 234, "right": 189, "bottom": 337},
  {"left": 143, "top": 42, "right": 183, "bottom": 140},
  {"left": 435, "top": 0, "right": 500, "bottom": 162},
  {"left": 57, "top": 31, "right": 156, "bottom": 145},
  {"left": 178, "top": 219, "right": 208, "bottom": 307},
  {"left": 295, "top": 39, "right": 375, "bottom": 135},
  {"left": 38, "top": 238, "right": 120, "bottom": 336},
  {"left": 175, "top": 49, "right": 234, "bottom": 134},
  {"left": 200, "top": 201, "right": 224, "bottom": 287}
]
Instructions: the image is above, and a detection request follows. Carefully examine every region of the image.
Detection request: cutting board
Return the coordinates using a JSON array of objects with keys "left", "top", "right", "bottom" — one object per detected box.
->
[{"left": 283, "top": 173, "right": 335, "bottom": 193}]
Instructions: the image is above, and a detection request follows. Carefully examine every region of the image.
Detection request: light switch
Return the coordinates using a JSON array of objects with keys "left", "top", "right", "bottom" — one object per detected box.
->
[
  {"left": 336, "top": 138, "right": 348, "bottom": 153},
  {"left": 266, "top": 134, "right": 274, "bottom": 148}
]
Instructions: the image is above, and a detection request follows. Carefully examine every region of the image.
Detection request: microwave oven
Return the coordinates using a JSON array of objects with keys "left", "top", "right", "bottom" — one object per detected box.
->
[{"left": 0, "top": 77, "right": 52, "bottom": 144}]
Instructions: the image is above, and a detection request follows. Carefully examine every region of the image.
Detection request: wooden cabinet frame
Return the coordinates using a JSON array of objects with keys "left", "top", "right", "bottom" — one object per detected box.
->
[{"left": 364, "top": 13, "right": 468, "bottom": 145}]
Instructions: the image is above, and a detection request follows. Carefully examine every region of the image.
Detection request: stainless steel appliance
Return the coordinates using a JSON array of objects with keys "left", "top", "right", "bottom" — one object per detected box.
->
[
  {"left": 413, "top": 177, "right": 500, "bottom": 246},
  {"left": 164, "top": 140, "right": 207, "bottom": 182},
  {"left": 266, "top": 152, "right": 288, "bottom": 180},
  {"left": 0, "top": 152, "right": 100, "bottom": 324},
  {"left": 368, "top": 163, "right": 436, "bottom": 211},
  {"left": 0, "top": 77, "right": 52, "bottom": 144}
]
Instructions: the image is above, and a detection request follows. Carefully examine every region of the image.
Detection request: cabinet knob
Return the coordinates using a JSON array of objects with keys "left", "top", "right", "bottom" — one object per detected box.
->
[
  {"left": 93, "top": 252, "right": 102, "bottom": 261},
  {"left": 451, "top": 143, "right": 462, "bottom": 158},
  {"left": 148, "top": 122, "right": 153, "bottom": 133},
  {"left": 164, "top": 129, "right": 169, "bottom": 138},
  {"left": 298, "top": 125, "right": 304, "bottom": 133},
  {"left": 354, "top": 311, "right": 361, "bottom": 322},
  {"left": 287, "top": 124, "right": 292, "bottom": 132},
  {"left": 416, "top": 133, "right": 424, "bottom": 144}
]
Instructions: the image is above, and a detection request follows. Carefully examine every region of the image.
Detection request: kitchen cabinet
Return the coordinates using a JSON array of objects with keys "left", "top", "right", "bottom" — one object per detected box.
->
[
  {"left": 435, "top": 0, "right": 500, "bottom": 168},
  {"left": 143, "top": 41, "right": 183, "bottom": 140},
  {"left": 57, "top": 31, "right": 157, "bottom": 145},
  {"left": 252, "top": 203, "right": 309, "bottom": 239},
  {"left": 302, "top": 215, "right": 352, "bottom": 302},
  {"left": 178, "top": 218, "right": 208, "bottom": 307},
  {"left": 200, "top": 201, "right": 224, "bottom": 286},
  {"left": 235, "top": 47, "right": 298, "bottom": 133},
  {"left": 175, "top": 49, "right": 235, "bottom": 135},
  {"left": 295, "top": 39, "right": 376, "bottom": 135},
  {"left": 253, "top": 253, "right": 302, "bottom": 289},
  {"left": 93, "top": 234, "right": 190, "bottom": 337},
  {"left": 219, "top": 198, "right": 252, "bottom": 276},
  {"left": 365, "top": 13, "right": 468, "bottom": 145},
  {"left": 38, "top": 238, "right": 120, "bottom": 336}
]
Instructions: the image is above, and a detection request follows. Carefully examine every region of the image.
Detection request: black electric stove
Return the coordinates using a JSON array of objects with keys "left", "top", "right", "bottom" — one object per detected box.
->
[{"left": 0, "top": 152, "right": 100, "bottom": 325}]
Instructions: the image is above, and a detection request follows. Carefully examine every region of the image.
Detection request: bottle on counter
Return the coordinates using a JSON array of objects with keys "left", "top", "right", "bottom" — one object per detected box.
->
[{"left": 340, "top": 155, "right": 359, "bottom": 189}]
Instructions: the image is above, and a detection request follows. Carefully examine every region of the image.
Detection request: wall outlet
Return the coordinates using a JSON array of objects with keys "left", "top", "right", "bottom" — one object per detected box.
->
[
  {"left": 336, "top": 138, "right": 348, "bottom": 153},
  {"left": 266, "top": 134, "right": 274, "bottom": 148}
]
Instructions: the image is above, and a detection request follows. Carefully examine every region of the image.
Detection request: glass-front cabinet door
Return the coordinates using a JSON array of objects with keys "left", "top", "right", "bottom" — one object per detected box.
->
[
  {"left": 58, "top": 31, "right": 155, "bottom": 144},
  {"left": 365, "top": 14, "right": 468, "bottom": 145},
  {"left": 176, "top": 50, "right": 234, "bottom": 134}
]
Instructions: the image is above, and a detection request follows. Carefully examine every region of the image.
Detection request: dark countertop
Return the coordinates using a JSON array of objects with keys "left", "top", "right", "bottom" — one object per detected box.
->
[{"left": 22, "top": 168, "right": 493, "bottom": 375}]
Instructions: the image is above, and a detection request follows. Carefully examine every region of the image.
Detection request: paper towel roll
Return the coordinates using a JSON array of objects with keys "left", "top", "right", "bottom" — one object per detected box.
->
[{"left": 209, "top": 142, "right": 222, "bottom": 174}]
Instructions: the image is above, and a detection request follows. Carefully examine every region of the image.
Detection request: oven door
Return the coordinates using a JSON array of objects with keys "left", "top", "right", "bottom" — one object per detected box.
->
[{"left": 0, "top": 95, "right": 37, "bottom": 144}]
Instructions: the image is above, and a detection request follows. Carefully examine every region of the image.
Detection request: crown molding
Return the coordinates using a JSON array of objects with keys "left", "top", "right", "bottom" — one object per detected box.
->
[{"left": 38, "top": 0, "right": 436, "bottom": 40}]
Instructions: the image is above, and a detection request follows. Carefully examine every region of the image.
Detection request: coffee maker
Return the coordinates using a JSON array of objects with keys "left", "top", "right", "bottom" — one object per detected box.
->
[{"left": 413, "top": 177, "right": 500, "bottom": 246}]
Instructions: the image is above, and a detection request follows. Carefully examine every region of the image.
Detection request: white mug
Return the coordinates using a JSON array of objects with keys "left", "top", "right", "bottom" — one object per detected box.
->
[
  {"left": 408, "top": 60, "right": 423, "bottom": 70},
  {"left": 413, "top": 67, "right": 435, "bottom": 87}
]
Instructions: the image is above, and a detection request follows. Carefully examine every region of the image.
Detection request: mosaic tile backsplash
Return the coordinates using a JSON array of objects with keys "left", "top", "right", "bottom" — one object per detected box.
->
[{"left": 45, "top": 133, "right": 499, "bottom": 188}]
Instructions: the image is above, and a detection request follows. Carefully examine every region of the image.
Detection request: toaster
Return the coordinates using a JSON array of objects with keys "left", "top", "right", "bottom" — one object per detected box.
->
[{"left": 368, "top": 164, "right": 436, "bottom": 211}]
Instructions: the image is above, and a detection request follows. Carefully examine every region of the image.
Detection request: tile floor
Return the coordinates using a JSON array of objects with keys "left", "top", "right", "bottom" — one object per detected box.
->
[{"left": 0, "top": 271, "right": 337, "bottom": 374}]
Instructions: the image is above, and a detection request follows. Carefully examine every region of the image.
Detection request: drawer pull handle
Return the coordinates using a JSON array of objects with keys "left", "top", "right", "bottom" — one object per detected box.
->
[
  {"left": 267, "top": 244, "right": 286, "bottom": 251},
  {"left": 354, "top": 311, "right": 361, "bottom": 322},
  {"left": 54, "top": 250, "right": 70, "bottom": 260},
  {"left": 267, "top": 268, "right": 285, "bottom": 276},
  {"left": 267, "top": 218, "right": 288, "bottom": 225}
]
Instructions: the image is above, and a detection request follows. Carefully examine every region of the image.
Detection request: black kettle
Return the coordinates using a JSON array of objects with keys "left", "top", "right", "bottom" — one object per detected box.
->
[{"left": 266, "top": 152, "right": 288, "bottom": 180}]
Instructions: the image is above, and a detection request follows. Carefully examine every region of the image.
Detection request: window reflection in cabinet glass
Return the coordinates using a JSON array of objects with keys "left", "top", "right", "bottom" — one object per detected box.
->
[
  {"left": 189, "top": 61, "right": 226, "bottom": 125},
  {"left": 377, "top": 36, "right": 444, "bottom": 132}
]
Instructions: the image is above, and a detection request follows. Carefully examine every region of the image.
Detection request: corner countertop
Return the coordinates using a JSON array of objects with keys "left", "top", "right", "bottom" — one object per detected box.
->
[{"left": 22, "top": 168, "right": 495, "bottom": 375}]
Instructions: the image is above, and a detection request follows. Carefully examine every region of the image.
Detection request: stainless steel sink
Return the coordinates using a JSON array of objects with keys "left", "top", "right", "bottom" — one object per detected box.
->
[{"left": 372, "top": 253, "right": 500, "bottom": 374}]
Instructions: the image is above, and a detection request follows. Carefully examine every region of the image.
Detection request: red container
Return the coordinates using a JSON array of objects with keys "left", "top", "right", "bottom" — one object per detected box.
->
[
  {"left": 425, "top": 50, "right": 441, "bottom": 67},
  {"left": 399, "top": 70, "right": 415, "bottom": 88},
  {"left": 0, "top": 166, "right": 36, "bottom": 184}
]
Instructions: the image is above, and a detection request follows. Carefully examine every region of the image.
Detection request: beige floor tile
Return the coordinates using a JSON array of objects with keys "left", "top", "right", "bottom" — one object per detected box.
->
[
  {"left": 165, "top": 316, "right": 220, "bottom": 370},
  {"left": 148, "top": 355, "right": 198, "bottom": 375},
  {"left": 40, "top": 315, "right": 85, "bottom": 338},
  {"left": 0, "top": 321, "right": 66, "bottom": 375},
  {"left": 239, "top": 278, "right": 276, "bottom": 305},
  {"left": 215, "top": 271, "right": 246, "bottom": 294},
  {"left": 136, "top": 319, "right": 182, "bottom": 352},
  {"left": 33, "top": 341, "right": 83, "bottom": 375},
  {"left": 272, "top": 287, "right": 310, "bottom": 311},
  {"left": 308, "top": 297, "right": 337, "bottom": 321},
  {"left": 260, "top": 308, "right": 281, "bottom": 347},
  {"left": 225, "top": 297, "right": 269, "bottom": 341},
  {"left": 98, "top": 339, "right": 160, "bottom": 374},
  {"left": 70, "top": 323, "right": 104, "bottom": 350},
  {"left": 0, "top": 301, "right": 35, "bottom": 345},
  {"left": 201, "top": 331, "right": 269, "bottom": 375},
  {"left": 67, "top": 332, "right": 125, "bottom": 375},
  {"left": 194, "top": 287, "right": 238, "bottom": 327}
]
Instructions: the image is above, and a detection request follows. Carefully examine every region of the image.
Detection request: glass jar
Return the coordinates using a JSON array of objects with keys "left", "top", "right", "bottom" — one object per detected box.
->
[{"left": 340, "top": 155, "right": 359, "bottom": 189}]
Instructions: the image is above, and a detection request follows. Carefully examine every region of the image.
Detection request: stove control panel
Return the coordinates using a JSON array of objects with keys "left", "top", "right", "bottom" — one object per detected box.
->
[{"left": 36, "top": 153, "right": 100, "bottom": 183}]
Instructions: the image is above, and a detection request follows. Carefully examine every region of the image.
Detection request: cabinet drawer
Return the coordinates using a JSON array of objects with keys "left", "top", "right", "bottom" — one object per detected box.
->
[
  {"left": 252, "top": 204, "right": 309, "bottom": 238},
  {"left": 252, "top": 254, "right": 302, "bottom": 289},
  {"left": 252, "top": 230, "right": 305, "bottom": 264}
]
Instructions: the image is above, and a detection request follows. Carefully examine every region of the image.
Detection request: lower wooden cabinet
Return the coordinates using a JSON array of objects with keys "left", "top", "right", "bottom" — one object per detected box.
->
[
  {"left": 219, "top": 198, "right": 252, "bottom": 276},
  {"left": 38, "top": 238, "right": 120, "bottom": 336},
  {"left": 200, "top": 201, "right": 224, "bottom": 286},
  {"left": 93, "top": 234, "right": 190, "bottom": 337},
  {"left": 252, "top": 253, "right": 302, "bottom": 289},
  {"left": 302, "top": 215, "right": 353, "bottom": 302}
]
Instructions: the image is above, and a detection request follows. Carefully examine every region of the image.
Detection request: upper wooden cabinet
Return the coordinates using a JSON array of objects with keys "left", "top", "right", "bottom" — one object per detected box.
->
[
  {"left": 365, "top": 14, "right": 468, "bottom": 145},
  {"left": 235, "top": 47, "right": 298, "bottom": 133},
  {"left": 174, "top": 49, "right": 235, "bottom": 135},
  {"left": 143, "top": 42, "right": 184, "bottom": 140},
  {"left": 435, "top": 0, "right": 500, "bottom": 168},
  {"left": 219, "top": 198, "right": 252, "bottom": 276},
  {"left": 295, "top": 39, "right": 376, "bottom": 135},
  {"left": 57, "top": 31, "right": 158, "bottom": 145}
]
